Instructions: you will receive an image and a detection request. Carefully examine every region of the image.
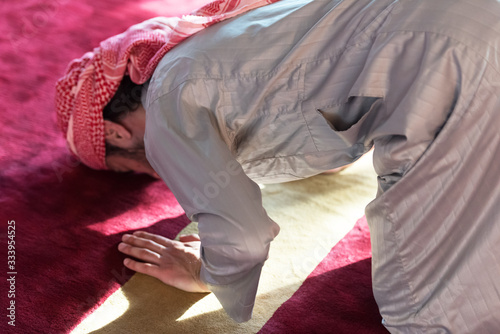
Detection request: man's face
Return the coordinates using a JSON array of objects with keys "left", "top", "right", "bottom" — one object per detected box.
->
[{"left": 104, "top": 105, "right": 160, "bottom": 179}]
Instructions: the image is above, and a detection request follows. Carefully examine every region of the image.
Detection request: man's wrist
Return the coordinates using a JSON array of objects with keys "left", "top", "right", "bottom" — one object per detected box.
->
[{"left": 195, "top": 261, "right": 211, "bottom": 293}]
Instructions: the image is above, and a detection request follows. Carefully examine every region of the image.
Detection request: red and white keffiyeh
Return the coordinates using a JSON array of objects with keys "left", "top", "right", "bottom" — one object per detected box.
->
[{"left": 55, "top": 0, "right": 280, "bottom": 170}]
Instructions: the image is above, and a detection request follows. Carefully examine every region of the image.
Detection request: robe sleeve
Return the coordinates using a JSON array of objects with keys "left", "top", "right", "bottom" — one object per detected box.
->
[{"left": 143, "top": 78, "right": 280, "bottom": 323}]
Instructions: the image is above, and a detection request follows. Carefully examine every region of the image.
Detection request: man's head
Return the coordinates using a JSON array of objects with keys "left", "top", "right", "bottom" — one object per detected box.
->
[
  {"left": 102, "top": 76, "right": 159, "bottom": 178},
  {"left": 56, "top": 6, "right": 264, "bottom": 173},
  {"left": 53, "top": 17, "right": 180, "bottom": 172}
]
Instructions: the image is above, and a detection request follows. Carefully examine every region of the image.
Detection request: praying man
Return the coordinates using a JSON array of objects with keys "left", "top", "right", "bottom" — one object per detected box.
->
[{"left": 55, "top": 0, "right": 500, "bottom": 332}]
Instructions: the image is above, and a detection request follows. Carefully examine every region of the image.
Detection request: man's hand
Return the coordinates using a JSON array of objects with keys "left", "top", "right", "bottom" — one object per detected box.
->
[{"left": 118, "top": 231, "right": 210, "bottom": 293}]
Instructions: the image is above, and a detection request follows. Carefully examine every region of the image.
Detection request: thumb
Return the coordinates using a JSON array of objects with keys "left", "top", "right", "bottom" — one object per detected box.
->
[{"left": 179, "top": 234, "right": 201, "bottom": 242}]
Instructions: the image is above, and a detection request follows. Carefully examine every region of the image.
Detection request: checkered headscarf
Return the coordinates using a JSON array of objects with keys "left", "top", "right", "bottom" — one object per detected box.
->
[{"left": 55, "top": 0, "right": 280, "bottom": 169}]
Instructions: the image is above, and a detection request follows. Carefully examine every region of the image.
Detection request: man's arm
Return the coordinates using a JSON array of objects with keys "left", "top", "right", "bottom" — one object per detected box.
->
[{"left": 138, "top": 79, "right": 280, "bottom": 322}]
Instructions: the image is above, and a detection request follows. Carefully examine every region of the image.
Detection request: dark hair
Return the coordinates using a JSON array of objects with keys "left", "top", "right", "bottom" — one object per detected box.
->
[
  {"left": 103, "top": 75, "right": 143, "bottom": 122},
  {"left": 103, "top": 76, "right": 144, "bottom": 158}
]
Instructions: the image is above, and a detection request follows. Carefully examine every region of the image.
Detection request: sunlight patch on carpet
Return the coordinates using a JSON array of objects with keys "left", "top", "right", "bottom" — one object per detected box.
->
[
  {"left": 71, "top": 289, "right": 130, "bottom": 333},
  {"left": 73, "top": 152, "right": 378, "bottom": 333}
]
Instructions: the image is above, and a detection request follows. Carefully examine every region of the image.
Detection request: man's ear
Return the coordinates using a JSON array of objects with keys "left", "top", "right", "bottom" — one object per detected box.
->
[{"left": 104, "top": 120, "right": 133, "bottom": 148}]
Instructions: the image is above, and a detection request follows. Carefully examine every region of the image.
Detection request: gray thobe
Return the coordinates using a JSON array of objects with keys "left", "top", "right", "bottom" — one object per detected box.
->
[{"left": 143, "top": 0, "right": 500, "bottom": 332}]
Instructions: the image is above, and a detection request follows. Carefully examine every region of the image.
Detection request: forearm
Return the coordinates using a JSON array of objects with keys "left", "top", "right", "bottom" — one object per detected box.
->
[{"left": 144, "top": 81, "right": 279, "bottom": 321}]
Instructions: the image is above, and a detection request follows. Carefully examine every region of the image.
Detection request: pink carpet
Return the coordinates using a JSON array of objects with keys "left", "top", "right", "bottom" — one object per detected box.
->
[
  {"left": 1, "top": 0, "right": 386, "bottom": 333},
  {"left": 260, "top": 217, "right": 388, "bottom": 333},
  {"left": 1, "top": 0, "right": 209, "bottom": 333}
]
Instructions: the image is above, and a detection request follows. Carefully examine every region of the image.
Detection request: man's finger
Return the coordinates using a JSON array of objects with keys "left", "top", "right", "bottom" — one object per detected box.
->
[
  {"left": 118, "top": 242, "right": 161, "bottom": 264},
  {"left": 122, "top": 233, "right": 164, "bottom": 253},
  {"left": 179, "top": 234, "right": 200, "bottom": 243},
  {"left": 123, "top": 258, "right": 161, "bottom": 278},
  {"left": 132, "top": 230, "right": 177, "bottom": 247}
]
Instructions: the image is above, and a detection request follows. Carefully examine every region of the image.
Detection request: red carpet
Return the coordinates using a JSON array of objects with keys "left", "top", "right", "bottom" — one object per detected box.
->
[
  {"left": 260, "top": 217, "right": 388, "bottom": 333},
  {"left": 1, "top": 0, "right": 386, "bottom": 333},
  {"left": 1, "top": 0, "right": 208, "bottom": 333}
]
